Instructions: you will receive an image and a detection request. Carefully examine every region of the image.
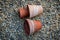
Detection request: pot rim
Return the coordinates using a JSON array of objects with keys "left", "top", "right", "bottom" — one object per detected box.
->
[
  {"left": 24, "top": 19, "right": 35, "bottom": 35},
  {"left": 24, "top": 19, "right": 30, "bottom": 35}
]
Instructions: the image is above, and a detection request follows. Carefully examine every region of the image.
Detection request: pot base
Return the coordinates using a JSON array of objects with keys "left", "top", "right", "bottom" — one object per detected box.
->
[{"left": 18, "top": 7, "right": 29, "bottom": 18}]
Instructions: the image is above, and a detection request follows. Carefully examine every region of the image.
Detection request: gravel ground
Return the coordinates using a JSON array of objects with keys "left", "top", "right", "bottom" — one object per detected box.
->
[{"left": 0, "top": 0, "right": 60, "bottom": 40}]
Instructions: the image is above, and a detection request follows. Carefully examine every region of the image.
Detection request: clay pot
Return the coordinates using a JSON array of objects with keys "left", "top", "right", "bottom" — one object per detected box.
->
[
  {"left": 18, "top": 5, "right": 43, "bottom": 18},
  {"left": 18, "top": 7, "right": 29, "bottom": 18},
  {"left": 24, "top": 19, "right": 42, "bottom": 35},
  {"left": 27, "top": 5, "right": 43, "bottom": 18}
]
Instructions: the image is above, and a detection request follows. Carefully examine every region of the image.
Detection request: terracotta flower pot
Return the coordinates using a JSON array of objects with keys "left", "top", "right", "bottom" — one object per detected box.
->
[
  {"left": 18, "top": 7, "right": 29, "bottom": 18},
  {"left": 18, "top": 5, "right": 43, "bottom": 18},
  {"left": 24, "top": 19, "right": 42, "bottom": 35},
  {"left": 27, "top": 5, "right": 43, "bottom": 18}
]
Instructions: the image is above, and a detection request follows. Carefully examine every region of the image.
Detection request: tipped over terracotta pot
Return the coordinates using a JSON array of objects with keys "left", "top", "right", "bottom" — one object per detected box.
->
[
  {"left": 24, "top": 19, "right": 42, "bottom": 35},
  {"left": 18, "top": 5, "right": 43, "bottom": 18}
]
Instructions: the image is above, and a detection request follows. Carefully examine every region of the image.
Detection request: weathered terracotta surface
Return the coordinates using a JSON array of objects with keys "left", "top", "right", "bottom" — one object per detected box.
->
[
  {"left": 24, "top": 19, "right": 42, "bottom": 35},
  {"left": 33, "top": 20, "right": 42, "bottom": 32},
  {"left": 18, "top": 5, "right": 43, "bottom": 18},
  {"left": 27, "top": 5, "right": 43, "bottom": 18},
  {"left": 18, "top": 7, "right": 29, "bottom": 18}
]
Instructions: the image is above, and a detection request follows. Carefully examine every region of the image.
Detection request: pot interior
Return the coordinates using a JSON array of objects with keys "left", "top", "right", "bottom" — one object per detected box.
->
[{"left": 24, "top": 20, "right": 30, "bottom": 35}]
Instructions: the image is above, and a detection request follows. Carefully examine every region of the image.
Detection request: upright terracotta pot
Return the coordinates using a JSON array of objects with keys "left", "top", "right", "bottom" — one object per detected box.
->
[
  {"left": 18, "top": 5, "right": 43, "bottom": 18},
  {"left": 24, "top": 19, "right": 42, "bottom": 35}
]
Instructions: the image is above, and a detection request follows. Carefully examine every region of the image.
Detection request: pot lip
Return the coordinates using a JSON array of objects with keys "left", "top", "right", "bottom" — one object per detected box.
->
[
  {"left": 27, "top": 5, "right": 31, "bottom": 18},
  {"left": 25, "top": 19, "right": 35, "bottom": 35},
  {"left": 27, "top": 5, "right": 30, "bottom": 18},
  {"left": 24, "top": 19, "right": 30, "bottom": 35}
]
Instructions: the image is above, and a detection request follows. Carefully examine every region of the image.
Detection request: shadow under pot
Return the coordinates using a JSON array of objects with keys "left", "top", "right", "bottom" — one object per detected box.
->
[
  {"left": 24, "top": 19, "right": 42, "bottom": 35},
  {"left": 18, "top": 5, "right": 43, "bottom": 18}
]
